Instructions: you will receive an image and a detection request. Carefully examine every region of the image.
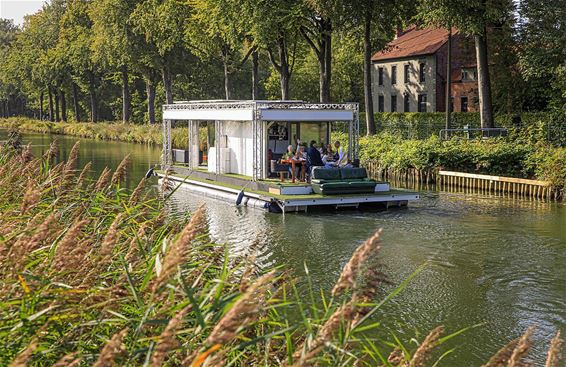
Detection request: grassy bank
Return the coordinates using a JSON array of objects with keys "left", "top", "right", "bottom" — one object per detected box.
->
[
  {"left": 358, "top": 134, "right": 566, "bottom": 197},
  {"left": 1, "top": 141, "right": 563, "bottom": 366},
  {"left": 0, "top": 117, "right": 189, "bottom": 149}
]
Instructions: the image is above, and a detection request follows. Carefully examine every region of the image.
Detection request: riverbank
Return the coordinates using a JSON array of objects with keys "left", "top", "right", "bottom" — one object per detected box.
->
[
  {"left": 0, "top": 117, "right": 189, "bottom": 149},
  {"left": 2, "top": 117, "right": 564, "bottom": 199}
]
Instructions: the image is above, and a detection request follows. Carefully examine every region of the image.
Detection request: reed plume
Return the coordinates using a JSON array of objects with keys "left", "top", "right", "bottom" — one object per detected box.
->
[
  {"left": 152, "top": 205, "right": 206, "bottom": 292},
  {"left": 507, "top": 326, "right": 534, "bottom": 367},
  {"left": 545, "top": 331, "right": 563, "bottom": 367},
  {"left": 408, "top": 325, "right": 444, "bottom": 367},
  {"left": 20, "top": 179, "right": 40, "bottom": 214},
  {"left": 386, "top": 348, "right": 404, "bottom": 366},
  {"left": 129, "top": 177, "right": 146, "bottom": 204},
  {"left": 51, "top": 219, "right": 89, "bottom": 272},
  {"left": 20, "top": 144, "right": 33, "bottom": 163},
  {"left": 92, "top": 327, "right": 128, "bottom": 367},
  {"left": 64, "top": 141, "right": 80, "bottom": 171},
  {"left": 95, "top": 167, "right": 112, "bottom": 191},
  {"left": 9, "top": 338, "right": 38, "bottom": 367},
  {"left": 42, "top": 139, "right": 58, "bottom": 162},
  {"left": 332, "top": 229, "right": 383, "bottom": 297},
  {"left": 151, "top": 305, "right": 191, "bottom": 367},
  {"left": 205, "top": 270, "right": 276, "bottom": 346},
  {"left": 50, "top": 352, "right": 81, "bottom": 367},
  {"left": 482, "top": 339, "right": 520, "bottom": 367},
  {"left": 291, "top": 302, "right": 355, "bottom": 367},
  {"left": 100, "top": 214, "right": 123, "bottom": 259},
  {"left": 76, "top": 161, "right": 92, "bottom": 187},
  {"left": 111, "top": 154, "right": 130, "bottom": 185}
]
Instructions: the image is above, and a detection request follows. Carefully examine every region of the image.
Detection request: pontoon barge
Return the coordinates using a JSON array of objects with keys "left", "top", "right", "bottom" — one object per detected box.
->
[{"left": 156, "top": 100, "right": 419, "bottom": 213}]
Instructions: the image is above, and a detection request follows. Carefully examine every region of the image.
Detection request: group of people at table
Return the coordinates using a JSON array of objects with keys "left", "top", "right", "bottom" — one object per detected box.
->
[{"left": 274, "top": 140, "right": 351, "bottom": 182}]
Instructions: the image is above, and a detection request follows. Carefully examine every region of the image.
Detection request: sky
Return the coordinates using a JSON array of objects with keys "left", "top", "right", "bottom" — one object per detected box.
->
[{"left": 0, "top": 0, "right": 46, "bottom": 26}]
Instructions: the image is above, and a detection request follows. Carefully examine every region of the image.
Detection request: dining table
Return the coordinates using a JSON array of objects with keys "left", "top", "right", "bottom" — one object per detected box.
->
[{"left": 280, "top": 158, "right": 306, "bottom": 183}]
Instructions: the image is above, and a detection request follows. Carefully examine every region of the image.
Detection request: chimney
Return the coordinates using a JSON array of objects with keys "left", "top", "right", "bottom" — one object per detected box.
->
[{"left": 395, "top": 25, "right": 404, "bottom": 39}]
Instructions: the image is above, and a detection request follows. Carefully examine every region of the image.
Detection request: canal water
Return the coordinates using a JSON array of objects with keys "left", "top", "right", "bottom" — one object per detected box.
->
[{"left": 4, "top": 131, "right": 566, "bottom": 366}]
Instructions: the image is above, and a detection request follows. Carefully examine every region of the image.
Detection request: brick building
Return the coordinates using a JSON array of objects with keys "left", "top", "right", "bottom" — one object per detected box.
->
[{"left": 371, "top": 26, "right": 478, "bottom": 113}]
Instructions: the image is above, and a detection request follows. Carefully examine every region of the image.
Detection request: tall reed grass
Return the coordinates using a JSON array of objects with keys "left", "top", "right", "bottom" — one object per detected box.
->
[{"left": 0, "top": 139, "right": 563, "bottom": 366}]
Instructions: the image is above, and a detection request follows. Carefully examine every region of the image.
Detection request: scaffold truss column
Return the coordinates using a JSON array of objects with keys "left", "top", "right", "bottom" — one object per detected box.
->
[
  {"left": 352, "top": 104, "right": 360, "bottom": 160},
  {"left": 252, "top": 105, "right": 263, "bottom": 181},
  {"left": 162, "top": 119, "right": 172, "bottom": 168}
]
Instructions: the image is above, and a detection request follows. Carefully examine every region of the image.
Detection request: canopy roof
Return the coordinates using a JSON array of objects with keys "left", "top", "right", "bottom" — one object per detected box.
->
[{"left": 162, "top": 100, "right": 358, "bottom": 122}]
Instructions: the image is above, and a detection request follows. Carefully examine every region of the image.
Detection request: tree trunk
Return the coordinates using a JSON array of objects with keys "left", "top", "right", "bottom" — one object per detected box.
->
[
  {"left": 162, "top": 65, "right": 174, "bottom": 104},
  {"left": 48, "top": 86, "right": 54, "bottom": 122},
  {"left": 278, "top": 38, "right": 290, "bottom": 100},
  {"left": 474, "top": 28, "right": 494, "bottom": 129},
  {"left": 72, "top": 83, "right": 81, "bottom": 122},
  {"left": 122, "top": 66, "right": 131, "bottom": 123},
  {"left": 223, "top": 60, "right": 231, "bottom": 100},
  {"left": 55, "top": 91, "right": 60, "bottom": 122},
  {"left": 251, "top": 49, "right": 259, "bottom": 100},
  {"left": 39, "top": 91, "right": 44, "bottom": 120},
  {"left": 146, "top": 76, "right": 156, "bottom": 124},
  {"left": 445, "top": 27, "right": 452, "bottom": 130},
  {"left": 320, "top": 19, "right": 332, "bottom": 103},
  {"left": 363, "top": 9, "right": 375, "bottom": 135},
  {"left": 87, "top": 71, "right": 98, "bottom": 122},
  {"left": 61, "top": 90, "right": 67, "bottom": 122}
]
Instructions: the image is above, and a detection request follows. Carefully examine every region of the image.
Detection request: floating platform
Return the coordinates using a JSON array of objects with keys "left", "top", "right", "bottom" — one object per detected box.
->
[{"left": 155, "top": 168, "right": 420, "bottom": 213}]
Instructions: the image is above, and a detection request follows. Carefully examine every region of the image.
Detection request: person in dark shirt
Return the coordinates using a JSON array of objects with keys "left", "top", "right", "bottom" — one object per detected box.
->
[{"left": 306, "top": 140, "right": 324, "bottom": 179}]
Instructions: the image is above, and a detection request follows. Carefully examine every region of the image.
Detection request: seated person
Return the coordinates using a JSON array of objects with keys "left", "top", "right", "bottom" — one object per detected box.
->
[
  {"left": 282, "top": 145, "right": 294, "bottom": 160},
  {"left": 321, "top": 148, "right": 337, "bottom": 169},
  {"left": 333, "top": 140, "right": 345, "bottom": 162},
  {"left": 306, "top": 140, "right": 324, "bottom": 176}
]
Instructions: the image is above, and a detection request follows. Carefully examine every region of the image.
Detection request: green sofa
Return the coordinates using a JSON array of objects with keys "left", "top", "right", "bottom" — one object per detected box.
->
[{"left": 311, "top": 167, "right": 377, "bottom": 195}]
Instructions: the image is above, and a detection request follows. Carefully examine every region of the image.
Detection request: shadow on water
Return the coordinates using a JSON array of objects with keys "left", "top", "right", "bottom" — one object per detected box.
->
[{"left": 5, "top": 130, "right": 566, "bottom": 366}]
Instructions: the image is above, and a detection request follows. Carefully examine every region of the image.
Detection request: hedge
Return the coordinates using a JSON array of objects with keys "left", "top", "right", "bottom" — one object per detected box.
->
[
  {"left": 344, "top": 111, "right": 566, "bottom": 145},
  {"left": 359, "top": 133, "right": 566, "bottom": 194}
]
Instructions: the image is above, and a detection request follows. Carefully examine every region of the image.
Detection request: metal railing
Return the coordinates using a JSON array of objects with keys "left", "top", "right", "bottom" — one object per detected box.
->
[{"left": 439, "top": 127, "right": 508, "bottom": 140}]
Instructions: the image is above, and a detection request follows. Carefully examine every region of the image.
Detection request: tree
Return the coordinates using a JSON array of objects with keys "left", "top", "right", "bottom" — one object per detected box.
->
[
  {"left": 0, "top": 19, "right": 20, "bottom": 117},
  {"left": 188, "top": 0, "right": 261, "bottom": 100},
  {"left": 299, "top": 0, "right": 338, "bottom": 103},
  {"left": 344, "top": 0, "right": 413, "bottom": 135},
  {"left": 418, "top": 0, "right": 512, "bottom": 128},
  {"left": 132, "top": 0, "right": 191, "bottom": 106},
  {"left": 59, "top": 0, "right": 102, "bottom": 122},
  {"left": 245, "top": 0, "right": 303, "bottom": 100},
  {"left": 90, "top": 0, "right": 140, "bottom": 123},
  {"left": 518, "top": 0, "right": 566, "bottom": 110}
]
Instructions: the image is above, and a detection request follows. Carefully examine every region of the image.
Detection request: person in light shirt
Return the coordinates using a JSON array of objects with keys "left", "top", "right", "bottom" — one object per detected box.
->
[{"left": 333, "top": 140, "right": 351, "bottom": 167}]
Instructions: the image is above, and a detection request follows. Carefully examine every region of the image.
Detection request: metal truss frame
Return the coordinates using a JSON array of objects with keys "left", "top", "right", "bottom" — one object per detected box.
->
[{"left": 162, "top": 101, "right": 360, "bottom": 180}]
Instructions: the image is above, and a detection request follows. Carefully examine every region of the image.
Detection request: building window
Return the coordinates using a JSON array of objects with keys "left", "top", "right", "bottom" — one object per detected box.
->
[
  {"left": 404, "top": 64, "right": 410, "bottom": 83},
  {"left": 378, "top": 95, "right": 384, "bottom": 112},
  {"left": 404, "top": 94, "right": 410, "bottom": 112},
  {"left": 461, "top": 96, "right": 468, "bottom": 112},
  {"left": 418, "top": 94, "right": 427, "bottom": 112},
  {"left": 461, "top": 68, "right": 478, "bottom": 81},
  {"left": 391, "top": 95, "right": 397, "bottom": 112},
  {"left": 419, "top": 62, "right": 426, "bottom": 82},
  {"left": 391, "top": 65, "right": 397, "bottom": 85},
  {"left": 378, "top": 67, "right": 384, "bottom": 86}
]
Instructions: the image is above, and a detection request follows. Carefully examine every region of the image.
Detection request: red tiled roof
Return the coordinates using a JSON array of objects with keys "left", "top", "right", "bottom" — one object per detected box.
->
[{"left": 372, "top": 26, "right": 457, "bottom": 62}]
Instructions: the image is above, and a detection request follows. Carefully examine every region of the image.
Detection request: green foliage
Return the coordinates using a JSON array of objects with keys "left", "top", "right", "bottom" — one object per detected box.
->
[
  {"left": 354, "top": 112, "right": 566, "bottom": 146},
  {"left": 359, "top": 133, "right": 566, "bottom": 192}
]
